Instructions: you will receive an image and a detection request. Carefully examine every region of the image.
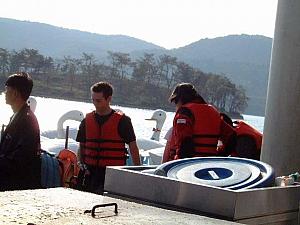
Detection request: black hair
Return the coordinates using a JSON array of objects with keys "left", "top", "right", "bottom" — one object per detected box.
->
[
  {"left": 5, "top": 72, "right": 33, "bottom": 101},
  {"left": 91, "top": 81, "right": 113, "bottom": 99},
  {"left": 169, "top": 83, "right": 206, "bottom": 105}
]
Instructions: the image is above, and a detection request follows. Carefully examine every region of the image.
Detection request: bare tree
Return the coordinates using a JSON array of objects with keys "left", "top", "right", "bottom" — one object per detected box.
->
[
  {"left": 0, "top": 48, "right": 10, "bottom": 74},
  {"left": 158, "top": 54, "right": 178, "bottom": 90}
]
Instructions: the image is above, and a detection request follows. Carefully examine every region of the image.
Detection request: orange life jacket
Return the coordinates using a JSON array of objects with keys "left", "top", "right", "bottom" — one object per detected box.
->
[
  {"left": 81, "top": 111, "right": 127, "bottom": 167},
  {"left": 172, "top": 103, "right": 222, "bottom": 158},
  {"left": 57, "top": 149, "right": 79, "bottom": 188}
]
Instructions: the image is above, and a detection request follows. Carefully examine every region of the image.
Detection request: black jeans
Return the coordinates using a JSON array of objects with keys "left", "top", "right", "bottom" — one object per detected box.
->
[{"left": 77, "top": 166, "right": 106, "bottom": 195}]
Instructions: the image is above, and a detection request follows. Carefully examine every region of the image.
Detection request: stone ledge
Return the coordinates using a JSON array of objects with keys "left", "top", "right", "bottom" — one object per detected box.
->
[{"left": 0, "top": 188, "right": 239, "bottom": 225}]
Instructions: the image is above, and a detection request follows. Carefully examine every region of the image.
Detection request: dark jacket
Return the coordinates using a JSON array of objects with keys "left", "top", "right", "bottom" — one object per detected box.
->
[{"left": 0, "top": 104, "right": 41, "bottom": 190}]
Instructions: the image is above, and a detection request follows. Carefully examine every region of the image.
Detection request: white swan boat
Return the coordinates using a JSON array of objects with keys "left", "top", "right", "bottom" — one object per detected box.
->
[
  {"left": 27, "top": 97, "right": 83, "bottom": 155},
  {"left": 41, "top": 110, "right": 84, "bottom": 140},
  {"left": 40, "top": 110, "right": 84, "bottom": 155},
  {"left": 136, "top": 109, "right": 167, "bottom": 150}
]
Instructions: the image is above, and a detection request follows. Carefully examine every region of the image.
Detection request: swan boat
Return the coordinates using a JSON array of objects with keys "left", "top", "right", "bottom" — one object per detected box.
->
[
  {"left": 40, "top": 110, "right": 84, "bottom": 155},
  {"left": 27, "top": 97, "right": 84, "bottom": 155},
  {"left": 136, "top": 109, "right": 167, "bottom": 150}
]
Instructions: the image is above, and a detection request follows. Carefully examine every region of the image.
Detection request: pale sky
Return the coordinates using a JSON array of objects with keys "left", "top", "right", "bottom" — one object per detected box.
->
[{"left": 0, "top": 0, "right": 278, "bottom": 49}]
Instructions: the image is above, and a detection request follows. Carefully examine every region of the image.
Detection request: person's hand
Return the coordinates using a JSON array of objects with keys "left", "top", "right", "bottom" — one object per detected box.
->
[
  {"left": 84, "top": 168, "right": 90, "bottom": 176},
  {"left": 78, "top": 162, "right": 88, "bottom": 172},
  {"left": 216, "top": 140, "right": 224, "bottom": 152}
]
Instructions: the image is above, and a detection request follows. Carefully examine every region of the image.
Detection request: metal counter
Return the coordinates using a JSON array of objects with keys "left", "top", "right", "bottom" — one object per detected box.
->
[{"left": 104, "top": 166, "right": 300, "bottom": 224}]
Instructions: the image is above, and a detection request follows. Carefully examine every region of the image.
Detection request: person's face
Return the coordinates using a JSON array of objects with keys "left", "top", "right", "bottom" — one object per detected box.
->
[
  {"left": 4, "top": 86, "right": 18, "bottom": 105},
  {"left": 175, "top": 100, "right": 182, "bottom": 110},
  {"left": 172, "top": 96, "right": 182, "bottom": 110},
  {"left": 91, "top": 91, "right": 111, "bottom": 111}
]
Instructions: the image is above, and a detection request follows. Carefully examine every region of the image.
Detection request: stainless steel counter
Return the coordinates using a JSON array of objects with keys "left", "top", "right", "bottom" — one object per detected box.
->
[{"left": 104, "top": 166, "right": 300, "bottom": 225}]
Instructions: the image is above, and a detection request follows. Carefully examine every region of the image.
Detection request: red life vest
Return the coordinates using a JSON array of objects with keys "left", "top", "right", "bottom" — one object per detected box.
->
[
  {"left": 234, "top": 120, "right": 262, "bottom": 150},
  {"left": 81, "top": 111, "right": 127, "bottom": 167},
  {"left": 230, "top": 120, "right": 262, "bottom": 159},
  {"left": 172, "top": 103, "right": 222, "bottom": 158}
]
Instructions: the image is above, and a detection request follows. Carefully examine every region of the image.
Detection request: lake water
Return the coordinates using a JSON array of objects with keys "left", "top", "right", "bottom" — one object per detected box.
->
[{"left": 0, "top": 94, "right": 265, "bottom": 141}]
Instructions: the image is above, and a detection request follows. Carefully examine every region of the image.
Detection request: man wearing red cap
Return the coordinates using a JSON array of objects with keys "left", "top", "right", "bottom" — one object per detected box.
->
[{"left": 165, "top": 83, "right": 236, "bottom": 161}]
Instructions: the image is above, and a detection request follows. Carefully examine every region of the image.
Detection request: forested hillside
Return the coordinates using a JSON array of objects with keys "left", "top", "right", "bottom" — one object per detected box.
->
[{"left": 0, "top": 48, "right": 247, "bottom": 116}]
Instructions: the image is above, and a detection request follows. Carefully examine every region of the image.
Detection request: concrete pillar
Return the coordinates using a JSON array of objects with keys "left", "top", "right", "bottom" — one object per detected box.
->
[{"left": 261, "top": 0, "right": 300, "bottom": 176}]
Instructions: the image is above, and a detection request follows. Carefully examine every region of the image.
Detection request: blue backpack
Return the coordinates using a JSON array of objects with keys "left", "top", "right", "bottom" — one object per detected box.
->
[{"left": 41, "top": 150, "right": 61, "bottom": 188}]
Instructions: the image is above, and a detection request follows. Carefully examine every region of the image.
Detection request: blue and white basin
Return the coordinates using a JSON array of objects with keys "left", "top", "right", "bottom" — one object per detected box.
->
[{"left": 154, "top": 157, "right": 274, "bottom": 190}]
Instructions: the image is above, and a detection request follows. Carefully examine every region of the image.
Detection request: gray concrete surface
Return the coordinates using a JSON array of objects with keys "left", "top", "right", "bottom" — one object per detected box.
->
[
  {"left": 261, "top": 0, "right": 300, "bottom": 176},
  {"left": 0, "top": 188, "right": 240, "bottom": 225}
]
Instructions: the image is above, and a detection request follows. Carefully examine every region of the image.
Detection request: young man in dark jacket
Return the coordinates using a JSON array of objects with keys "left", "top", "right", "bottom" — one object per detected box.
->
[{"left": 0, "top": 72, "right": 41, "bottom": 190}]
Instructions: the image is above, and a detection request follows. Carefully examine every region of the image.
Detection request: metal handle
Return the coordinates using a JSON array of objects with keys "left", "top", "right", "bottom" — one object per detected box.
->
[{"left": 84, "top": 203, "right": 118, "bottom": 217}]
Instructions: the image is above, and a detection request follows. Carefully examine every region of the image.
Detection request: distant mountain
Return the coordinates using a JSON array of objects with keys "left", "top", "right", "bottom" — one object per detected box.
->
[
  {"left": 0, "top": 18, "right": 272, "bottom": 116},
  {"left": 0, "top": 17, "right": 164, "bottom": 58},
  {"left": 169, "top": 35, "right": 273, "bottom": 116}
]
